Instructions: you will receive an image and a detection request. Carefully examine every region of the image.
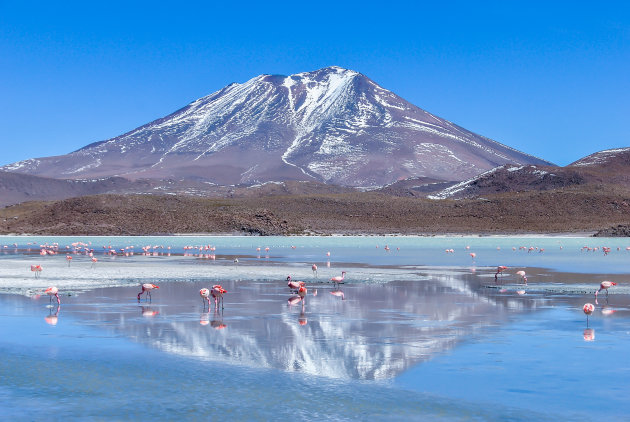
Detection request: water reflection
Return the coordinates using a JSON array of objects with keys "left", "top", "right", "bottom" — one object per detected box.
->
[
  {"left": 44, "top": 305, "right": 60, "bottom": 325},
  {"left": 66, "top": 272, "right": 542, "bottom": 380},
  {"left": 583, "top": 328, "right": 595, "bottom": 341},
  {"left": 141, "top": 306, "right": 159, "bottom": 317}
]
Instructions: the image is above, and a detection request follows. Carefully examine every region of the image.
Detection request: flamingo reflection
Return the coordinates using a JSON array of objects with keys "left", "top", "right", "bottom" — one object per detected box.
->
[
  {"left": 45, "top": 305, "right": 60, "bottom": 325},
  {"left": 141, "top": 306, "right": 159, "bottom": 317},
  {"left": 211, "top": 309, "right": 227, "bottom": 330},
  {"left": 298, "top": 309, "right": 307, "bottom": 326},
  {"left": 287, "top": 294, "right": 307, "bottom": 325},
  {"left": 330, "top": 289, "right": 346, "bottom": 300},
  {"left": 583, "top": 328, "right": 595, "bottom": 342}
]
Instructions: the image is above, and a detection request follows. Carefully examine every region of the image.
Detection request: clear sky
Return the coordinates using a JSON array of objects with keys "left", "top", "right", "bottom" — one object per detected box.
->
[{"left": 1, "top": 1, "right": 628, "bottom": 167}]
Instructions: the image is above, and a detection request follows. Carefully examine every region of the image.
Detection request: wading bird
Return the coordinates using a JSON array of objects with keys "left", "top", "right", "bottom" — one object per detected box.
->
[
  {"left": 31, "top": 264, "right": 42, "bottom": 278},
  {"left": 211, "top": 285, "right": 227, "bottom": 309},
  {"left": 137, "top": 283, "right": 159, "bottom": 302},
  {"left": 200, "top": 288, "right": 211, "bottom": 309},
  {"left": 45, "top": 286, "right": 60, "bottom": 305},
  {"left": 494, "top": 266, "right": 508, "bottom": 281},
  {"left": 331, "top": 271, "right": 346, "bottom": 287},
  {"left": 287, "top": 276, "right": 305, "bottom": 291},
  {"left": 583, "top": 303, "right": 595, "bottom": 327},
  {"left": 595, "top": 281, "right": 617, "bottom": 300}
]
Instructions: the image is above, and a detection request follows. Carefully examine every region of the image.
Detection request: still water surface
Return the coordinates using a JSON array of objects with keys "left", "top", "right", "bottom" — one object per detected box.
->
[{"left": 0, "top": 236, "right": 628, "bottom": 420}]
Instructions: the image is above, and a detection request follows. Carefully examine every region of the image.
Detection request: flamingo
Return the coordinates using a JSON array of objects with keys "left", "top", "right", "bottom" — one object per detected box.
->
[
  {"left": 137, "top": 283, "right": 159, "bottom": 302},
  {"left": 312, "top": 264, "right": 318, "bottom": 278},
  {"left": 66, "top": 255, "right": 73, "bottom": 266},
  {"left": 91, "top": 257, "right": 98, "bottom": 268},
  {"left": 200, "top": 288, "right": 211, "bottom": 309},
  {"left": 287, "top": 276, "right": 305, "bottom": 291},
  {"left": 45, "top": 286, "right": 60, "bottom": 305},
  {"left": 331, "top": 271, "right": 346, "bottom": 286},
  {"left": 211, "top": 284, "right": 227, "bottom": 309},
  {"left": 469, "top": 252, "right": 476, "bottom": 262},
  {"left": 494, "top": 265, "right": 508, "bottom": 281},
  {"left": 516, "top": 270, "right": 528, "bottom": 285},
  {"left": 297, "top": 286, "right": 307, "bottom": 301},
  {"left": 31, "top": 264, "right": 42, "bottom": 278},
  {"left": 595, "top": 281, "right": 616, "bottom": 300},
  {"left": 583, "top": 303, "right": 595, "bottom": 327}
]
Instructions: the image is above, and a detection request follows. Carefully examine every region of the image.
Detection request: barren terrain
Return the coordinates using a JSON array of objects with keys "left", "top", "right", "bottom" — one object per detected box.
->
[{"left": 1, "top": 185, "right": 628, "bottom": 236}]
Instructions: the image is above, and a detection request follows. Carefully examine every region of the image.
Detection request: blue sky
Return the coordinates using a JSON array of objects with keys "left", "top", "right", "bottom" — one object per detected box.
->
[{"left": 1, "top": 1, "right": 628, "bottom": 166}]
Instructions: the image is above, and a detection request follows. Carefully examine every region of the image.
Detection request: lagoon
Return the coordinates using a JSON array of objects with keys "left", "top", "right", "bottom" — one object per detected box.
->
[{"left": 0, "top": 236, "right": 628, "bottom": 421}]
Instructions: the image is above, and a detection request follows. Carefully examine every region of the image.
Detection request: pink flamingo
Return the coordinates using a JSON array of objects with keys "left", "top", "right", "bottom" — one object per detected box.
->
[
  {"left": 595, "top": 281, "right": 616, "bottom": 300},
  {"left": 45, "top": 286, "right": 60, "bottom": 305},
  {"left": 331, "top": 271, "right": 346, "bottom": 287},
  {"left": 583, "top": 303, "right": 595, "bottom": 327},
  {"left": 516, "top": 270, "right": 528, "bottom": 285},
  {"left": 91, "top": 257, "right": 98, "bottom": 268},
  {"left": 287, "top": 276, "right": 305, "bottom": 291},
  {"left": 469, "top": 252, "right": 476, "bottom": 261},
  {"left": 297, "top": 286, "right": 307, "bottom": 301},
  {"left": 312, "top": 264, "right": 318, "bottom": 277},
  {"left": 31, "top": 264, "right": 42, "bottom": 278},
  {"left": 494, "top": 265, "right": 508, "bottom": 281},
  {"left": 66, "top": 255, "right": 73, "bottom": 266},
  {"left": 137, "top": 283, "right": 159, "bottom": 302},
  {"left": 200, "top": 288, "right": 211, "bottom": 309},
  {"left": 211, "top": 285, "right": 227, "bottom": 309}
]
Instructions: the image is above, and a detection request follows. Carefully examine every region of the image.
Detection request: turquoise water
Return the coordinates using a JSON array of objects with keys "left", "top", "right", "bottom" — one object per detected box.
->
[{"left": 0, "top": 236, "right": 629, "bottom": 421}]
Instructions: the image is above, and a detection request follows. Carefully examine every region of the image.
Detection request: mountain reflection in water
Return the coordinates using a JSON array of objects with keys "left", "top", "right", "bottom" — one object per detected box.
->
[{"left": 71, "top": 271, "right": 537, "bottom": 380}]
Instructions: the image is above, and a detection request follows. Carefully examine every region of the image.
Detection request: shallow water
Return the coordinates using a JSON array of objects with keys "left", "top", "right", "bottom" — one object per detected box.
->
[{"left": 1, "top": 236, "right": 629, "bottom": 420}]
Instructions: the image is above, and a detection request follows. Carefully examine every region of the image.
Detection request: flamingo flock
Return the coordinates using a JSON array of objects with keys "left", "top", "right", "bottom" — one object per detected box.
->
[{"left": 18, "top": 240, "right": 623, "bottom": 337}]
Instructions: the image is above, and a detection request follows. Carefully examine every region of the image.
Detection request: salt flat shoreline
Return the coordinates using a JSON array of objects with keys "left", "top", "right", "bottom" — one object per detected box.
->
[{"left": 0, "top": 231, "right": 601, "bottom": 238}]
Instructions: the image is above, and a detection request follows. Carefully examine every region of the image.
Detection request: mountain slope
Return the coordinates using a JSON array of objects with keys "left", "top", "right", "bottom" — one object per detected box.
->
[
  {"left": 2, "top": 67, "right": 551, "bottom": 187},
  {"left": 428, "top": 147, "right": 630, "bottom": 199}
]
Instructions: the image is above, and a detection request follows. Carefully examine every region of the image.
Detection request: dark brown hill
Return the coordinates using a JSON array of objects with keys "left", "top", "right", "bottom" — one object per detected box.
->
[{"left": 2, "top": 186, "right": 629, "bottom": 236}]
